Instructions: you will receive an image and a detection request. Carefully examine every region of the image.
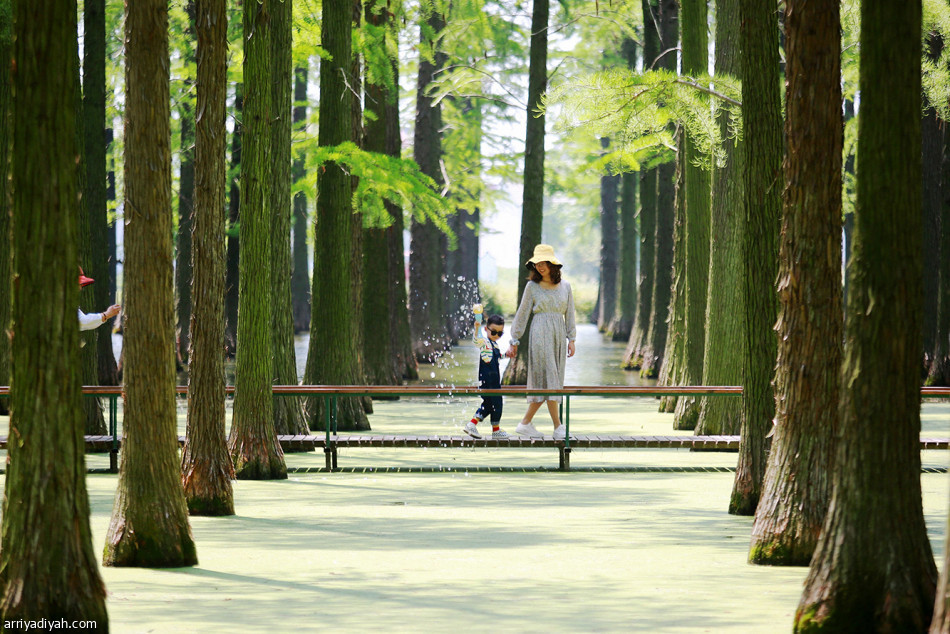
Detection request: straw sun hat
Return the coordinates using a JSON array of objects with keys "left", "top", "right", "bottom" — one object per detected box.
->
[{"left": 525, "top": 244, "right": 562, "bottom": 267}]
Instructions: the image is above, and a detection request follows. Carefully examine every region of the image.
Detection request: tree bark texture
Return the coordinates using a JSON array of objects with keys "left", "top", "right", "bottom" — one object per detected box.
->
[
  {"left": 270, "top": 0, "right": 307, "bottom": 436},
  {"left": 929, "top": 130, "right": 950, "bottom": 387},
  {"left": 750, "top": 0, "right": 842, "bottom": 564},
  {"left": 696, "top": 0, "right": 743, "bottom": 437},
  {"left": 923, "top": 107, "right": 943, "bottom": 368},
  {"left": 624, "top": 167, "right": 654, "bottom": 368},
  {"left": 103, "top": 0, "right": 197, "bottom": 567},
  {"left": 362, "top": 4, "right": 399, "bottom": 389},
  {"left": 672, "top": 0, "right": 710, "bottom": 431},
  {"left": 291, "top": 66, "right": 311, "bottom": 334},
  {"left": 228, "top": 0, "right": 288, "bottom": 477},
  {"left": 1, "top": 0, "right": 108, "bottom": 621},
  {"left": 175, "top": 76, "right": 195, "bottom": 367},
  {"left": 598, "top": 137, "right": 620, "bottom": 334},
  {"left": 504, "top": 0, "right": 548, "bottom": 385},
  {"left": 796, "top": 1, "right": 935, "bottom": 630},
  {"left": 303, "top": 0, "right": 370, "bottom": 430},
  {"left": 641, "top": 0, "right": 677, "bottom": 381},
  {"left": 731, "top": 0, "right": 781, "bottom": 515},
  {"left": 182, "top": 0, "right": 235, "bottom": 516},
  {"left": 0, "top": 0, "right": 8, "bottom": 415},
  {"left": 74, "top": 43, "right": 107, "bottom": 436},
  {"left": 83, "top": 0, "right": 118, "bottom": 386},
  {"left": 224, "top": 85, "right": 243, "bottom": 356},
  {"left": 409, "top": 6, "right": 450, "bottom": 364},
  {"left": 657, "top": 145, "right": 685, "bottom": 408}
]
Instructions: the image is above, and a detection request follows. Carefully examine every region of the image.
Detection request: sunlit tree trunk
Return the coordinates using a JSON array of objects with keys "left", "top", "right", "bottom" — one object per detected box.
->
[
  {"left": 181, "top": 0, "right": 235, "bottom": 516},
  {"left": 796, "top": 1, "right": 935, "bottom": 629},
  {"left": 657, "top": 142, "right": 684, "bottom": 407},
  {"left": 175, "top": 4, "right": 196, "bottom": 367},
  {"left": 598, "top": 136, "right": 620, "bottom": 334},
  {"left": 730, "top": 0, "right": 781, "bottom": 515},
  {"left": 0, "top": 0, "right": 108, "bottom": 621},
  {"left": 613, "top": 39, "right": 639, "bottom": 345},
  {"left": 749, "top": 0, "right": 842, "bottom": 562},
  {"left": 228, "top": 0, "right": 288, "bottom": 477},
  {"left": 672, "top": 0, "right": 710, "bottom": 430},
  {"left": 103, "top": 0, "right": 197, "bottom": 566},
  {"left": 270, "top": 0, "right": 307, "bottom": 435},
  {"left": 695, "top": 0, "right": 743, "bottom": 437}
]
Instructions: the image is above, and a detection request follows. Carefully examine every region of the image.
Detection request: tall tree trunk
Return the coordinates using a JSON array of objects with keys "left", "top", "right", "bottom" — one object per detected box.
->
[
  {"left": 640, "top": 0, "right": 677, "bottom": 381},
  {"left": 84, "top": 0, "right": 118, "bottom": 386},
  {"left": 74, "top": 41, "right": 107, "bottom": 436},
  {"left": 923, "top": 56, "right": 945, "bottom": 377},
  {"left": 625, "top": 167, "right": 655, "bottom": 368},
  {"left": 749, "top": 0, "right": 842, "bottom": 563},
  {"left": 270, "top": 0, "right": 307, "bottom": 435},
  {"left": 386, "top": 53, "right": 417, "bottom": 381},
  {"left": 503, "top": 0, "right": 548, "bottom": 386},
  {"left": 0, "top": 0, "right": 108, "bottom": 621},
  {"left": 302, "top": 0, "right": 370, "bottom": 430},
  {"left": 796, "top": 1, "right": 935, "bottom": 629},
  {"left": 228, "top": 0, "right": 288, "bottom": 477},
  {"left": 409, "top": 5, "right": 450, "bottom": 364},
  {"left": 362, "top": 0, "right": 399, "bottom": 389},
  {"left": 695, "top": 0, "right": 743, "bottom": 437},
  {"left": 181, "top": 0, "right": 235, "bottom": 516},
  {"left": 656, "top": 144, "right": 684, "bottom": 407},
  {"left": 673, "top": 0, "right": 710, "bottom": 430},
  {"left": 103, "top": 0, "right": 197, "bottom": 566},
  {"left": 598, "top": 136, "right": 620, "bottom": 334},
  {"left": 291, "top": 66, "right": 311, "bottom": 333},
  {"left": 0, "top": 0, "right": 8, "bottom": 415},
  {"left": 613, "top": 37, "right": 639, "bottom": 344},
  {"left": 730, "top": 0, "right": 782, "bottom": 515},
  {"left": 224, "top": 85, "right": 243, "bottom": 356},
  {"left": 929, "top": 128, "right": 950, "bottom": 386},
  {"left": 176, "top": 92, "right": 195, "bottom": 366}
]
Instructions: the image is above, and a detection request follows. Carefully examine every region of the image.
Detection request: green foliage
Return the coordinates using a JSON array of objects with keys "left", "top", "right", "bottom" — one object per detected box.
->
[
  {"left": 300, "top": 141, "right": 455, "bottom": 243},
  {"left": 547, "top": 68, "right": 742, "bottom": 171}
]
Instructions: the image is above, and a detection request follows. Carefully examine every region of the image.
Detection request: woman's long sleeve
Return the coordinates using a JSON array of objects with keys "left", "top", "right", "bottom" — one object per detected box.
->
[
  {"left": 509, "top": 283, "right": 534, "bottom": 346},
  {"left": 78, "top": 309, "right": 103, "bottom": 331},
  {"left": 565, "top": 283, "right": 577, "bottom": 341}
]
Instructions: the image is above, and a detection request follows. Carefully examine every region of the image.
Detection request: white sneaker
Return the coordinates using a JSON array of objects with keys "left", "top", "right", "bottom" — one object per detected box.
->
[
  {"left": 553, "top": 426, "right": 566, "bottom": 441},
  {"left": 492, "top": 429, "right": 510, "bottom": 439},
  {"left": 463, "top": 422, "right": 482, "bottom": 439},
  {"left": 515, "top": 422, "right": 544, "bottom": 438}
]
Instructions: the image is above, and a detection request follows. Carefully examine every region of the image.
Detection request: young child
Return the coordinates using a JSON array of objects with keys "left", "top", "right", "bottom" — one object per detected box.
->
[{"left": 463, "top": 308, "right": 509, "bottom": 439}]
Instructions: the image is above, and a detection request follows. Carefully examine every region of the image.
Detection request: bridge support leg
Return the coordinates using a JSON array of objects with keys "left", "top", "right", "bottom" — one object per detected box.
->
[
  {"left": 325, "top": 446, "right": 337, "bottom": 471},
  {"left": 559, "top": 446, "right": 571, "bottom": 471}
]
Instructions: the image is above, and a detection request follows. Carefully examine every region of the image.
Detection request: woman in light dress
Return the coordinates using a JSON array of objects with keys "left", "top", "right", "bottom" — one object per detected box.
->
[{"left": 506, "top": 244, "right": 576, "bottom": 439}]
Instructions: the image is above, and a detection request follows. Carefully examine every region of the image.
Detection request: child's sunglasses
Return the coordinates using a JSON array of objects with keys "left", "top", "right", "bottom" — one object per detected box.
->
[{"left": 487, "top": 328, "right": 504, "bottom": 336}]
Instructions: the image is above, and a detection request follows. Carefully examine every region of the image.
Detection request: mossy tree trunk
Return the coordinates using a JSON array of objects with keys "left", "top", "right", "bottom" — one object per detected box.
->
[
  {"left": 409, "top": 5, "right": 450, "bottom": 364},
  {"left": 270, "top": 0, "right": 307, "bottom": 436},
  {"left": 181, "top": 0, "right": 235, "bottom": 517},
  {"left": 103, "top": 0, "right": 197, "bottom": 566},
  {"left": 224, "top": 85, "right": 243, "bottom": 356},
  {"left": 303, "top": 0, "right": 370, "bottom": 431},
  {"left": 0, "top": 0, "right": 8, "bottom": 415},
  {"left": 228, "top": 0, "right": 288, "bottom": 477},
  {"left": 291, "top": 67, "right": 311, "bottom": 334},
  {"left": 695, "top": 0, "right": 743, "bottom": 437},
  {"left": 503, "top": 0, "right": 547, "bottom": 386},
  {"left": 796, "top": 2, "right": 935, "bottom": 629},
  {"left": 0, "top": 0, "right": 108, "bottom": 621},
  {"left": 749, "top": 0, "right": 842, "bottom": 563},
  {"left": 598, "top": 136, "right": 620, "bottom": 334},
  {"left": 672, "top": 0, "right": 710, "bottom": 431},
  {"left": 730, "top": 0, "right": 781, "bottom": 516},
  {"left": 640, "top": 0, "right": 677, "bottom": 382},
  {"left": 83, "top": 0, "right": 118, "bottom": 386},
  {"left": 624, "top": 166, "right": 653, "bottom": 367}
]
